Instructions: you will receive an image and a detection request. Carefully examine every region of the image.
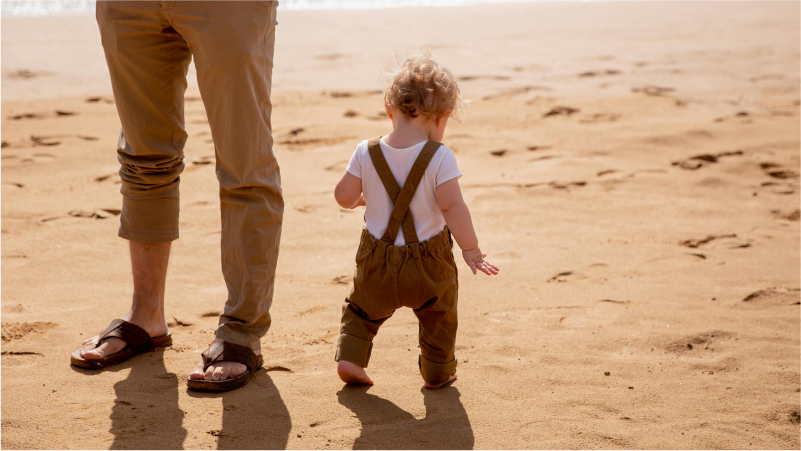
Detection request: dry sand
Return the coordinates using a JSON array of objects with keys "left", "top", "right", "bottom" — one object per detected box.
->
[{"left": 2, "top": 2, "right": 800, "bottom": 449}]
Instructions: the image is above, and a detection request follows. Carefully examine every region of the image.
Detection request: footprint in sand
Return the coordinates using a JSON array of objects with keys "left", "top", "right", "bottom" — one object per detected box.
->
[
  {"left": 771, "top": 209, "right": 800, "bottom": 221},
  {"left": 343, "top": 109, "right": 359, "bottom": 118},
  {"left": 94, "top": 173, "right": 121, "bottom": 184},
  {"left": 760, "top": 162, "right": 799, "bottom": 180},
  {"left": 297, "top": 305, "right": 327, "bottom": 317},
  {"left": 742, "top": 287, "right": 800, "bottom": 306},
  {"left": 332, "top": 276, "right": 350, "bottom": 285},
  {"left": 631, "top": 85, "right": 675, "bottom": 96},
  {"left": 759, "top": 181, "right": 796, "bottom": 195},
  {"left": 527, "top": 145, "right": 552, "bottom": 152},
  {"left": 543, "top": 106, "right": 579, "bottom": 118},
  {"left": 480, "top": 85, "right": 551, "bottom": 101},
  {"left": 714, "top": 111, "right": 752, "bottom": 123},
  {"left": 9, "top": 110, "right": 77, "bottom": 120},
  {"left": 458, "top": 75, "right": 511, "bottom": 82},
  {"left": 547, "top": 271, "right": 587, "bottom": 283},
  {"left": 529, "top": 155, "right": 561, "bottom": 163},
  {"left": 548, "top": 180, "right": 586, "bottom": 190},
  {"left": 86, "top": 96, "right": 115, "bottom": 104},
  {"left": 1, "top": 351, "right": 45, "bottom": 367},
  {"left": 579, "top": 113, "right": 620, "bottom": 124},
  {"left": 679, "top": 234, "right": 751, "bottom": 250},
  {"left": 671, "top": 150, "right": 743, "bottom": 170},
  {"left": 1, "top": 322, "right": 57, "bottom": 343},
  {"left": 6, "top": 69, "right": 51, "bottom": 79},
  {"left": 189, "top": 155, "right": 215, "bottom": 167},
  {"left": 578, "top": 69, "right": 621, "bottom": 78},
  {"left": 664, "top": 330, "right": 735, "bottom": 354},
  {"left": 67, "top": 208, "right": 121, "bottom": 220},
  {"left": 490, "top": 149, "right": 507, "bottom": 157}
]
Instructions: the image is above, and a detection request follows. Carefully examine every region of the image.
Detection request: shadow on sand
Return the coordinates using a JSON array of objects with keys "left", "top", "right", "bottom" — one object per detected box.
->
[
  {"left": 77, "top": 350, "right": 291, "bottom": 450},
  {"left": 337, "top": 384, "right": 474, "bottom": 449},
  {"left": 187, "top": 368, "right": 292, "bottom": 450},
  {"left": 99, "top": 350, "right": 188, "bottom": 449}
]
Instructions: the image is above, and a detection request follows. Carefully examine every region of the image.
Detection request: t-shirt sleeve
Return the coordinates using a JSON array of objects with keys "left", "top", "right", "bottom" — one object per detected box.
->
[
  {"left": 345, "top": 141, "right": 365, "bottom": 178},
  {"left": 434, "top": 145, "right": 462, "bottom": 186}
]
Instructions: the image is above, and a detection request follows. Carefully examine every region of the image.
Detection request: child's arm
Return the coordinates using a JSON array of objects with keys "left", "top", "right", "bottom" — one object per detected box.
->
[
  {"left": 334, "top": 172, "right": 365, "bottom": 209},
  {"left": 436, "top": 178, "right": 499, "bottom": 276}
]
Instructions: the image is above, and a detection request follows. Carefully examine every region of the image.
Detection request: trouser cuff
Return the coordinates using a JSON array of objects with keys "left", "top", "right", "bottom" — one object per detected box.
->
[
  {"left": 419, "top": 354, "right": 457, "bottom": 386},
  {"left": 215, "top": 324, "right": 262, "bottom": 352},
  {"left": 335, "top": 334, "right": 373, "bottom": 367},
  {"left": 118, "top": 197, "right": 180, "bottom": 243}
]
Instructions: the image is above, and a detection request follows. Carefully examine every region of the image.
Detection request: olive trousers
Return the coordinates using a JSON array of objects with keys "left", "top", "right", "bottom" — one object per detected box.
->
[
  {"left": 97, "top": 1, "right": 282, "bottom": 351},
  {"left": 336, "top": 227, "right": 459, "bottom": 386}
]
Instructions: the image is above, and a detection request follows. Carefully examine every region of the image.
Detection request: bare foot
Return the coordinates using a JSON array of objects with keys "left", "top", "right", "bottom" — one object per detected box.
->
[
  {"left": 337, "top": 360, "right": 373, "bottom": 385},
  {"left": 423, "top": 374, "right": 457, "bottom": 389},
  {"left": 189, "top": 348, "right": 262, "bottom": 382},
  {"left": 81, "top": 309, "right": 169, "bottom": 360}
]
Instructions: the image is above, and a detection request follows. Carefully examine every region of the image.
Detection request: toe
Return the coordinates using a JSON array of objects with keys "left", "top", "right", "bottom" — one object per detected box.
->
[
  {"left": 212, "top": 366, "right": 224, "bottom": 381},
  {"left": 83, "top": 338, "right": 125, "bottom": 359},
  {"left": 189, "top": 357, "right": 206, "bottom": 380},
  {"left": 220, "top": 366, "right": 231, "bottom": 380},
  {"left": 204, "top": 367, "right": 215, "bottom": 381}
]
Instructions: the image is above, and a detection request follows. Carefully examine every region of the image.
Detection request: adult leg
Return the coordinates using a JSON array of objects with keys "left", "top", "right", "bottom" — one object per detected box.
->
[
  {"left": 81, "top": 242, "right": 171, "bottom": 358},
  {"left": 166, "top": 1, "right": 282, "bottom": 382},
  {"left": 82, "top": 1, "right": 191, "bottom": 360}
]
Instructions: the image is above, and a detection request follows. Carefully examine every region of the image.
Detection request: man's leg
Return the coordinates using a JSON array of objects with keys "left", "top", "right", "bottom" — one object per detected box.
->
[
  {"left": 167, "top": 1, "right": 282, "bottom": 381},
  {"left": 82, "top": 2, "right": 192, "bottom": 359},
  {"left": 81, "top": 242, "right": 171, "bottom": 358}
]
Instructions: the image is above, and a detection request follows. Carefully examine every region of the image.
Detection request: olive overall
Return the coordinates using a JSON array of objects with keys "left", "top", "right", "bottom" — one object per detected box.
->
[{"left": 335, "top": 137, "right": 459, "bottom": 386}]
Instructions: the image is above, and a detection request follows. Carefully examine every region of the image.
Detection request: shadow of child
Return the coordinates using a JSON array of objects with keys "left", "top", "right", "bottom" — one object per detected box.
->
[
  {"left": 337, "top": 384, "right": 474, "bottom": 449},
  {"left": 109, "top": 350, "right": 187, "bottom": 449}
]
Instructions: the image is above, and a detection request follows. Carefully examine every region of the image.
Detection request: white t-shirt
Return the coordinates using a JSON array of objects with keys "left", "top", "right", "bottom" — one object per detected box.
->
[{"left": 346, "top": 138, "right": 462, "bottom": 246}]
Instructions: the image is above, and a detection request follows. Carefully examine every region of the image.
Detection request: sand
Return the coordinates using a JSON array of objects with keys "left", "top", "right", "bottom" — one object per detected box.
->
[{"left": 2, "top": 1, "right": 800, "bottom": 449}]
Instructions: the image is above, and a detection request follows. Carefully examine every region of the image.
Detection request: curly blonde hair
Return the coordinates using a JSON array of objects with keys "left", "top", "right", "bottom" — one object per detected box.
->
[{"left": 384, "top": 50, "right": 465, "bottom": 122}]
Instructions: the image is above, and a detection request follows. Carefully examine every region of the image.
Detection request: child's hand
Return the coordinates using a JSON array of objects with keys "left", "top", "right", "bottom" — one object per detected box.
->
[{"left": 462, "top": 248, "right": 499, "bottom": 276}]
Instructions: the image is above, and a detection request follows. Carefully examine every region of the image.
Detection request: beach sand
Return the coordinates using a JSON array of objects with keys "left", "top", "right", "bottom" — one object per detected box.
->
[{"left": 2, "top": 2, "right": 800, "bottom": 448}]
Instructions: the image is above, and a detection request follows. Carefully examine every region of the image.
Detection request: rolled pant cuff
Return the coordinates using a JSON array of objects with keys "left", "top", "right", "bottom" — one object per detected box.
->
[
  {"left": 215, "top": 326, "right": 262, "bottom": 352},
  {"left": 118, "top": 197, "right": 180, "bottom": 243},
  {"left": 335, "top": 334, "right": 373, "bottom": 367},
  {"left": 118, "top": 225, "right": 179, "bottom": 243},
  {"left": 419, "top": 354, "right": 457, "bottom": 386}
]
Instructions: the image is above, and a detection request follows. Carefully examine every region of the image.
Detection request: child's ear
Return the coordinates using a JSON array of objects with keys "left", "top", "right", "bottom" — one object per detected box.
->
[{"left": 384, "top": 104, "right": 393, "bottom": 120}]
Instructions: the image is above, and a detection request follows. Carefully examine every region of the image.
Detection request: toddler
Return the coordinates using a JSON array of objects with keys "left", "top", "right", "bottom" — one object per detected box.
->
[{"left": 333, "top": 52, "right": 499, "bottom": 389}]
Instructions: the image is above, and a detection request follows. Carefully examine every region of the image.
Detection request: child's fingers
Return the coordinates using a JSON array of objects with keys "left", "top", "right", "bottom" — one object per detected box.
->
[
  {"left": 469, "top": 262, "right": 477, "bottom": 275},
  {"left": 477, "top": 260, "right": 499, "bottom": 275}
]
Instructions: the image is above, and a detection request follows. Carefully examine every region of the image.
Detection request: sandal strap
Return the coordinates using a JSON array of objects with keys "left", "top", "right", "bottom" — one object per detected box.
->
[
  {"left": 97, "top": 319, "right": 153, "bottom": 351},
  {"left": 201, "top": 339, "right": 259, "bottom": 372}
]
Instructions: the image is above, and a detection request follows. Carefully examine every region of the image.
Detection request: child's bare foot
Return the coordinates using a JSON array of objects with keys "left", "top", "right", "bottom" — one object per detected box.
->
[
  {"left": 423, "top": 374, "right": 457, "bottom": 389},
  {"left": 337, "top": 360, "right": 373, "bottom": 385}
]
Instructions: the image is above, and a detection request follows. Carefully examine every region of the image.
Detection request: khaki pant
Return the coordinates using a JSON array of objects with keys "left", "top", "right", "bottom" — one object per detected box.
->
[
  {"left": 96, "top": 1, "right": 282, "bottom": 351},
  {"left": 336, "top": 227, "right": 459, "bottom": 386}
]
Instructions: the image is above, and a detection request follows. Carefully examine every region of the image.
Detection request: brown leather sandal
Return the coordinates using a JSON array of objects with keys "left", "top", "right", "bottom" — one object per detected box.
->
[
  {"left": 70, "top": 319, "right": 172, "bottom": 369},
  {"left": 186, "top": 339, "right": 263, "bottom": 392}
]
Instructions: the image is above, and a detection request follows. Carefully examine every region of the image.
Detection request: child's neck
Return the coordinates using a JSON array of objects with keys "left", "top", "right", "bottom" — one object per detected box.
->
[{"left": 383, "top": 119, "right": 432, "bottom": 149}]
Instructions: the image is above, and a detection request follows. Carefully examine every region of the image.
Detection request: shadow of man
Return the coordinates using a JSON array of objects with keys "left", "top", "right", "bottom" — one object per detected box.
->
[
  {"left": 108, "top": 350, "right": 187, "bottom": 449},
  {"left": 337, "top": 385, "right": 474, "bottom": 450},
  {"left": 188, "top": 368, "right": 292, "bottom": 450}
]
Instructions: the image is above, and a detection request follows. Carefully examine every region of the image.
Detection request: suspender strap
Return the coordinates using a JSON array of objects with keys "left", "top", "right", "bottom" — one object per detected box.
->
[
  {"left": 367, "top": 137, "right": 417, "bottom": 243},
  {"left": 367, "top": 136, "right": 441, "bottom": 244}
]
